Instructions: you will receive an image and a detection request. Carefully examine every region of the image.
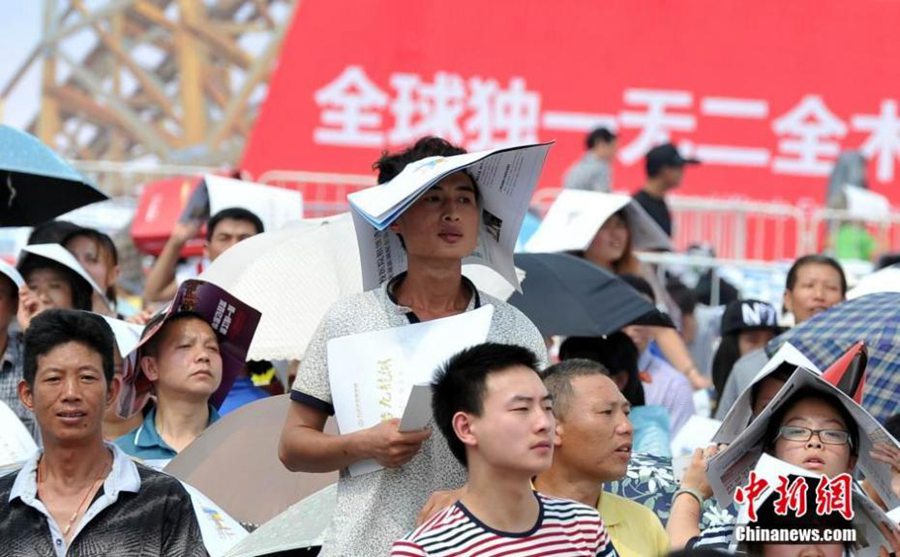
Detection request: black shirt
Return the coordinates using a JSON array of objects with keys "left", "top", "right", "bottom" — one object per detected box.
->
[{"left": 633, "top": 189, "right": 672, "bottom": 237}]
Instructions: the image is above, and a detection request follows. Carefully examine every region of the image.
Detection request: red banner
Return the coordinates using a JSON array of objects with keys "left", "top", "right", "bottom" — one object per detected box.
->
[{"left": 243, "top": 0, "right": 900, "bottom": 206}]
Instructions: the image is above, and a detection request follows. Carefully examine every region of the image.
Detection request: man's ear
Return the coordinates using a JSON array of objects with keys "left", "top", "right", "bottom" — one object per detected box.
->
[
  {"left": 452, "top": 411, "right": 477, "bottom": 451},
  {"left": 106, "top": 375, "right": 122, "bottom": 409},
  {"left": 18, "top": 379, "right": 34, "bottom": 411},
  {"left": 553, "top": 421, "right": 564, "bottom": 447},
  {"left": 140, "top": 356, "right": 160, "bottom": 382}
]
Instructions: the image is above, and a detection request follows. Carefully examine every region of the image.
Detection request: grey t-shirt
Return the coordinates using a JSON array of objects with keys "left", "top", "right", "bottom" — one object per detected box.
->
[
  {"left": 291, "top": 278, "right": 548, "bottom": 557},
  {"left": 562, "top": 153, "right": 612, "bottom": 192}
]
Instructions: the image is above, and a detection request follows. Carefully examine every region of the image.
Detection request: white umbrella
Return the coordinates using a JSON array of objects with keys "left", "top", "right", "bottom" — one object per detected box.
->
[
  {"left": 847, "top": 264, "right": 900, "bottom": 300},
  {"left": 164, "top": 395, "right": 339, "bottom": 529},
  {"left": 199, "top": 213, "right": 363, "bottom": 361}
]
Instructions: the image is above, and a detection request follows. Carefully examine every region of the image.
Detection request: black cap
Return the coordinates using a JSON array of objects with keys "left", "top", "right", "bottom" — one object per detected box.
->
[
  {"left": 645, "top": 143, "right": 700, "bottom": 176},
  {"left": 721, "top": 299, "right": 781, "bottom": 336}
]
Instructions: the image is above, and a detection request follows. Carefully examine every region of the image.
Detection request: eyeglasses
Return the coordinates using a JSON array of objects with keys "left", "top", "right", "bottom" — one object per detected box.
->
[{"left": 777, "top": 426, "right": 853, "bottom": 448}]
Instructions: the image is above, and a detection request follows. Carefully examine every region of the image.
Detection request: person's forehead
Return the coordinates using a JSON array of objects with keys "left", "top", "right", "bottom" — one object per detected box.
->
[
  {"left": 570, "top": 373, "right": 622, "bottom": 400},
  {"left": 484, "top": 366, "right": 546, "bottom": 399},
  {"left": 795, "top": 263, "right": 841, "bottom": 282},
  {"left": 36, "top": 341, "right": 103, "bottom": 369},
  {"left": 212, "top": 217, "right": 259, "bottom": 236},
  {"left": 26, "top": 266, "right": 67, "bottom": 282},
  {"left": 432, "top": 171, "right": 476, "bottom": 191},
  {"left": 159, "top": 317, "right": 216, "bottom": 341},
  {"left": 783, "top": 397, "right": 846, "bottom": 425}
]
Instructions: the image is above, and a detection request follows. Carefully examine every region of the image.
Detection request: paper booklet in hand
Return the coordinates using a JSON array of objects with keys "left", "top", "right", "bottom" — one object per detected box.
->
[
  {"left": 327, "top": 305, "right": 495, "bottom": 476},
  {"left": 347, "top": 143, "right": 552, "bottom": 291}
]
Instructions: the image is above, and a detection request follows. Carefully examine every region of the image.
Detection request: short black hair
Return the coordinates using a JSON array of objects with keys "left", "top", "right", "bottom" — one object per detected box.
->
[
  {"left": 373, "top": 136, "right": 467, "bottom": 184},
  {"left": 18, "top": 254, "right": 93, "bottom": 311},
  {"left": 763, "top": 387, "right": 859, "bottom": 457},
  {"left": 23, "top": 309, "right": 115, "bottom": 387},
  {"left": 206, "top": 208, "right": 264, "bottom": 242},
  {"left": 432, "top": 343, "right": 540, "bottom": 467},
  {"left": 27, "top": 220, "right": 81, "bottom": 245},
  {"left": 785, "top": 254, "right": 847, "bottom": 296},
  {"left": 619, "top": 273, "right": 656, "bottom": 303},
  {"left": 542, "top": 358, "right": 613, "bottom": 419},
  {"left": 63, "top": 227, "right": 119, "bottom": 302},
  {"left": 558, "top": 333, "right": 645, "bottom": 407},
  {"left": 585, "top": 127, "right": 616, "bottom": 150}
]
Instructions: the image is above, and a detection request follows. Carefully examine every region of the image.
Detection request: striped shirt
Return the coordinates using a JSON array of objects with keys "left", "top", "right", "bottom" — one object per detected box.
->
[{"left": 391, "top": 492, "right": 618, "bottom": 557}]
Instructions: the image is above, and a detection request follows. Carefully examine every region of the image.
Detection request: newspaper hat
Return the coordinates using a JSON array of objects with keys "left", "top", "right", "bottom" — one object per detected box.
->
[
  {"left": 714, "top": 342, "right": 822, "bottom": 444},
  {"left": 708, "top": 366, "right": 900, "bottom": 511},
  {"left": 523, "top": 190, "right": 671, "bottom": 254},
  {"left": 118, "top": 279, "right": 262, "bottom": 418},
  {"left": 95, "top": 314, "right": 144, "bottom": 359},
  {"left": 348, "top": 142, "right": 553, "bottom": 291},
  {"left": 0, "top": 259, "right": 24, "bottom": 291},
  {"left": 17, "top": 243, "right": 107, "bottom": 302},
  {"left": 732, "top": 453, "right": 892, "bottom": 556}
]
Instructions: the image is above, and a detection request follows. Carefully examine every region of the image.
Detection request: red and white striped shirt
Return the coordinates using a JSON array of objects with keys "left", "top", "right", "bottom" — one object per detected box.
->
[{"left": 390, "top": 492, "right": 618, "bottom": 557}]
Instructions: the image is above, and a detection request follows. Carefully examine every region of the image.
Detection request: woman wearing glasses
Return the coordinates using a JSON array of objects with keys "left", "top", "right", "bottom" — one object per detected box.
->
[{"left": 669, "top": 387, "right": 900, "bottom": 554}]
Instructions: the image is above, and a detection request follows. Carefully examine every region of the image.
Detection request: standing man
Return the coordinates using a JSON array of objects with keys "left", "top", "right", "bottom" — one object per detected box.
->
[
  {"left": 0, "top": 309, "right": 204, "bottom": 556},
  {"left": 563, "top": 127, "right": 617, "bottom": 192},
  {"left": 535, "top": 359, "right": 669, "bottom": 557},
  {"left": 633, "top": 143, "right": 700, "bottom": 237},
  {"left": 392, "top": 343, "right": 617, "bottom": 556},
  {"left": 143, "top": 207, "right": 263, "bottom": 304}
]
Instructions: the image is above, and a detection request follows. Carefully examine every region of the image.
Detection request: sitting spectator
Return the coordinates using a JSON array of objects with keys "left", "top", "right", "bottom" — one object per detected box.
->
[
  {"left": 536, "top": 358, "right": 669, "bottom": 556},
  {"left": 710, "top": 299, "right": 780, "bottom": 400},
  {"left": 620, "top": 274, "right": 696, "bottom": 436},
  {"left": 0, "top": 309, "right": 204, "bottom": 556},
  {"left": 716, "top": 255, "right": 846, "bottom": 419},
  {"left": 391, "top": 343, "right": 617, "bottom": 556},
  {"left": 115, "top": 311, "right": 223, "bottom": 467}
]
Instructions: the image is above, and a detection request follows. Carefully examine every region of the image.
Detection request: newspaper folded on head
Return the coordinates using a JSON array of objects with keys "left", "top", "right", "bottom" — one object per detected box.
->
[
  {"left": 713, "top": 342, "right": 822, "bottom": 444},
  {"left": 181, "top": 174, "right": 304, "bottom": 231},
  {"left": 348, "top": 143, "right": 553, "bottom": 291},
  {"left": 708, "top": 367, "right": 900, "bottom": 511},
  {"left": 523, "top": 190, "right": 671, "bottom": 253},
  {"left": 731, "top": 453, "right": 894, "bottom": 557},
  {"left": 327, "top": 305, "right": 495, "bottom": 477}
]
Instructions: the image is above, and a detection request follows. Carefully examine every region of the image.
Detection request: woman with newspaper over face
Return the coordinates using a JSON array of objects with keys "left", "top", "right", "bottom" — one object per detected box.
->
[
  {"left": 278, "top": 137, "right": 553, "bottom": 557},
  {"left": 667, "top": 364, "right": 900, "bottom": 556}
]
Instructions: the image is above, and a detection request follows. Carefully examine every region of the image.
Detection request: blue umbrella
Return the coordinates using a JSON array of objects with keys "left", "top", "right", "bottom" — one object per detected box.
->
[
  {"left": 771, "top": 291, "right": 900, "bottom": 423},
  {"left": 0, "top": 125, "right": 107, "bottom": 226}
]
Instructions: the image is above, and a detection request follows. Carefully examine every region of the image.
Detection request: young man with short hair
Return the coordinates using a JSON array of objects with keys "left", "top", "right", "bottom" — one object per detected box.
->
[
  {"left": 391, "top": 343, "right": 617, "bottom": 556},
  {"left": 535, "top": 358, "right": 669, "bottom": 557},
  {"left": 0, "top": 309, "right": 204, "bottom": 556},
  {"left": 633, "top": 143, "right": 700, "bottom": 237},
  {"left": 143, "top": 207, "right": 264, "bottom": 304},
  {"left": 115, "top": 312, "right": 222, "bottom": 466}
]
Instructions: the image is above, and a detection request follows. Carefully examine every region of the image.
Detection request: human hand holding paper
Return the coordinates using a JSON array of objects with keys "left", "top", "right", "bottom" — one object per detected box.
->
[
  {"left": 871, "top": 442, "right": 900, "bottom": 499},
  {"left": 363, "top": 418, "right": 431, "bottom": 469}
]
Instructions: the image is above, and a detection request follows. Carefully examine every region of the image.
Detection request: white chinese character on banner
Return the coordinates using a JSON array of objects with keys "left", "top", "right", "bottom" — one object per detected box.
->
[
  {"left": 465, "top": 77, "right": 540, "bottom": 150},
  {"left": 388, "top": 71, "right": 466, "bottom": 145},
  {"left": 852, "top": 99, "right": 900, "bottom": 182},
  {"left": 313, "top": 66, "right": 388, "bottom": 147},
  {"left": 617, "top": 89, "right": 696, "bottom": 164},
  {"left": 772, "top": 95, "right": 847, "bottom": 176}
]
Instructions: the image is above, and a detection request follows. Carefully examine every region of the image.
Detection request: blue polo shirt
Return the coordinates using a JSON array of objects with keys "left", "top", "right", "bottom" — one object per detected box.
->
[{"left": 115, "top": 404, "right": 220, "bottom": 467}]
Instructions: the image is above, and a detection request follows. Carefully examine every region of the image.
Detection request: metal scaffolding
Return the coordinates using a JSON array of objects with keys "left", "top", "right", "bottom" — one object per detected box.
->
[{"left": 2, "top": 0, "right": 296, "bottom": 193}]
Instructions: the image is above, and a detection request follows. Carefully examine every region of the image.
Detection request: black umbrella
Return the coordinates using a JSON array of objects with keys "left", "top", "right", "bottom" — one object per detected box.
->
[
  {"left": 509, "top": 252, "right": 674, "bottom": 337},
  {"left": 0, "top": 125, "right": 107, "bottom": 226}
]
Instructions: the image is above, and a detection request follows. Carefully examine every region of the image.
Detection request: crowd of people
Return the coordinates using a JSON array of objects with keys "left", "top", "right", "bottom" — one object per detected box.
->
[{"left": 0, "top": 130, "right": 898, "bottom": 557}]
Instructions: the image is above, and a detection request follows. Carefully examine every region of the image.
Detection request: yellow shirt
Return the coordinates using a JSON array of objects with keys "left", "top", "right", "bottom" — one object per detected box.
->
[{"left": 598, "top": 491, "right": 669, "bottom": 557}]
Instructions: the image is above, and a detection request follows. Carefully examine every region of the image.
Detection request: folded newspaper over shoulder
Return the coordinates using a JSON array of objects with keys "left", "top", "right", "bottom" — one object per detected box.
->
[
  {"left": 523, "top": 190, "right": 671, "bottom": 253},
  {"left": 731, "top": 453, "right": 892, "bottom": 557},
  {"left": 180, "top": 174, "right": 304, "bottom": 231},
  {"left": 180, "top": 481, "right": 248, "bottom": 557},
  {"left": 708, "top": 367, "right": 900, "bottom": 510},
  {"left": 327, "top": 305, "right": 495, "bottom": 477},
  {"left": 349, "top": 143, "right": 552, "bottom": 291},
  {"left": 713, "top": 342, "right": 821, "bottom": 444},
  {"left": 399, "top": 383, "right": 433, "bottom": 432},
  {"left": 0, "top": 401, "right": 38, "bottom": 468},
  {"left": 670, "top": 415, "right": 722, "bottom": 457}
]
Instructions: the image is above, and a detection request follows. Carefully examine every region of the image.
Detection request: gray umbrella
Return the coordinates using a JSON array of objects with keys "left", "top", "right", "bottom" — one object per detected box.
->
[{"left": 508, "top": 253, "right": 673, "bottom": 337}]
